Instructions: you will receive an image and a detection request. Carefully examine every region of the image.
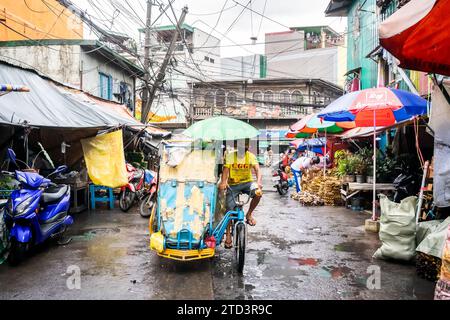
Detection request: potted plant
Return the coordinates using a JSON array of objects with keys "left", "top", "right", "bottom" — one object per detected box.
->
[
  {"left": 344, "top": 154, "right": 357, "bottom": 183},
  {"left": 353, "top": 154, "right": 367, "bottom": 183},
  {"left": 335, "top": 150, "right": 355, "bottom": 182}
]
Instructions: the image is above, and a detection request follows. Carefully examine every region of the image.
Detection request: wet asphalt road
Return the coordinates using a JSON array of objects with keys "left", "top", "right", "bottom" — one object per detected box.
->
[{"left": 0, "top": 168, "right": 436, "bottom": 300}]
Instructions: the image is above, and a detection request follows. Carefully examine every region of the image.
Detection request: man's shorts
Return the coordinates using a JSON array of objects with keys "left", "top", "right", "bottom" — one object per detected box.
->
[{"left": 226, "top": 182, "right": 257, "bottom": 211}]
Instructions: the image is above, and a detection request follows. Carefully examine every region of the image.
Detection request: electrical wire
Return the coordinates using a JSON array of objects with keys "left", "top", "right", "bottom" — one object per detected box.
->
[
  {"left": 256, "top": 0, "right": 267, "bottom": 40},
  {"left": 195, "top": 0, "right": 229, "bottom": 57},
  {"left": 24, "top": 0, "right": 49, "bottom": 13}
]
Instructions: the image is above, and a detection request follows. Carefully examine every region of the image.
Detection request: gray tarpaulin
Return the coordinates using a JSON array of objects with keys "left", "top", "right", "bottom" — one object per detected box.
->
[
  {"left": 0, "top": 61, "right": 140, "bottom": 129},
  {"left": 429, "top": 83, "right": 450, "bottom": 207}
]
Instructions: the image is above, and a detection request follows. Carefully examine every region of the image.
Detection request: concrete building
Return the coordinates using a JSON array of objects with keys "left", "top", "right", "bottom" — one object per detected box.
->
[
  {"left": 220, "top": 54, "right": 267, "bottom": 80},
  {"left": 0, "top": 40, "right": 143, "bottom": 112},
  {"left": 0, "top": 0, "right": 84, "bottom": 42},
  {"left": 324, "top": 0, "right": 427, "bottom": 95},
  {"left": 190, "top": 78, "right": 342, "bottom": 130},
  {"left": 0, "top": 1, "right": 144, "bottom": 112},
  {"left": 137, "top": 24, "right": 221, "bottom": 128},
  {"left": 265, "top": 26, "right": 347, "bottom": 87}
]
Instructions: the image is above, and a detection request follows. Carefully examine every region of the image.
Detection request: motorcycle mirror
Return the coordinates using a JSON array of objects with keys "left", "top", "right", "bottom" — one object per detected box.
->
[
  {"left": 7, "top": 148, "right": 17, "bottom": 164},
  {"left": 55, "top": 165, "right": 68, "bottom": 174},
  {"left": 47, "top": 165, "right": 68, "bottom": 178}
]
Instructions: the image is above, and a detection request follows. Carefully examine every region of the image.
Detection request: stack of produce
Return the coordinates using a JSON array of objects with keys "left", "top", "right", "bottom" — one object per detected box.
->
[
  {"left": 306, "top": 175, "right": 324, "bottom": 195},
  {"left": 416, "top": 252, "right": 442, "bottom": 282},
  {"left": 318, "top": 177, "right": 343, "bottom": 206},
  {"left": 292, "top": 191, "right": 324, "bottom": 206}
]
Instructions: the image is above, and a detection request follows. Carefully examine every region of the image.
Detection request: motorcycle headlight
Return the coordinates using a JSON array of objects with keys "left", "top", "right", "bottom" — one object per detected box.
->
[{"left": 15, "top": 197, "right": 33, "bottom": 216}]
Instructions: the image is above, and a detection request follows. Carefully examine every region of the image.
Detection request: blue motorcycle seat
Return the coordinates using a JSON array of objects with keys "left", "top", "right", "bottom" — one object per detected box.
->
[{"left": 42, "top": 185, "right": 69, "bottom": 204}]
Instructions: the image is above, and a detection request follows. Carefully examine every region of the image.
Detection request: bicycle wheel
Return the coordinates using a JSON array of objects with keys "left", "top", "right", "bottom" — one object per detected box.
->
[{"left": 234, "top": 222, "right": 246, "bottom": 273}]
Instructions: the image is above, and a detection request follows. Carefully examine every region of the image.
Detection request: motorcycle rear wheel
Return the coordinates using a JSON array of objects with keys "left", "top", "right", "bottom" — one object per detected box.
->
[
  {"left": 119, "top": 189, "right": 136, "bottom": 212},
  {"left": 139, "top": 193, "right": 156, "bottom": 218},
  {"left": 277, "top": 183, "right": 289, "bottom": 195}
]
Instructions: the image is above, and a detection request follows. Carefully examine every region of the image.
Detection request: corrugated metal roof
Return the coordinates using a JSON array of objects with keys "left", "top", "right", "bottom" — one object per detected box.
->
[{"left": 0, "top": 61, "right": 168, "bottom": 136}]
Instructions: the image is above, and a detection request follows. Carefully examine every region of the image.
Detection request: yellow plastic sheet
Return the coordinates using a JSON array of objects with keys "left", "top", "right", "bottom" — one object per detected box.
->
[{"left": 81, "top": 130, "right": 128, "bottom": 188}]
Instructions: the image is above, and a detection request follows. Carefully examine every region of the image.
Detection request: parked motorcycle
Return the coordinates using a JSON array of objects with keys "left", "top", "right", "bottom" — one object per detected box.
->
[
  {"left": 139, "top": 170, "right": 158, "bottom": 218},
  {"left": 393, "top": 172, "right": 419, "bottom": 203},
  {"left": 392, "top": 159, "right": 420, "bottom": 203},
  {"left": 272, "top": 168, "right": 289, "bottom": 195},
  {"left": 2, "top": 149, "right": 73, "bottom": 265}
]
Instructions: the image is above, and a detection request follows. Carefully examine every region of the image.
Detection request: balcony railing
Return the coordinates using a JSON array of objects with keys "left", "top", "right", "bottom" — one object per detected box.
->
[{"left": 193, "top": 104, "right": 320, "bottom": 119}]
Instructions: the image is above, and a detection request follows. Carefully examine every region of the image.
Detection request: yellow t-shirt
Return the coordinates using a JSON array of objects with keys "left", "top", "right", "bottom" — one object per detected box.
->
[{"left": 224, "top": 151, "right": 258, "bottom": 185}]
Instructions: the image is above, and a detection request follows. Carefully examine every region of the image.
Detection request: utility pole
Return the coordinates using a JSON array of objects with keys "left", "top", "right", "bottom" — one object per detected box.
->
[
  {"left": 141, "top": 0, "right": 153, "bottom": 123},
  {"left": 141, "top": 6, "right": 188, "bottom": 123}
]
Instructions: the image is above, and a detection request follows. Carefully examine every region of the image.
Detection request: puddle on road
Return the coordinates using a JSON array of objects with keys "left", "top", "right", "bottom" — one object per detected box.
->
[
  {"left": 318, "top": 266, "right": 353, "bottom": 279},
  {"left": 334, "top": 241, "right": 369, "bottom": 254},
  {"left": 288, "top": 257, "right": 320, "bottom": 266},
  {"left": 71, "top": 227, "right": 121, "bottom": 241},
  {"left": 80, "top": 231, "right": 129, "bottom": 276}
]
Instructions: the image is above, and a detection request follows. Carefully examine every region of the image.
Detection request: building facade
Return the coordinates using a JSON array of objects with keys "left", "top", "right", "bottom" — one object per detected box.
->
[
  {"left": 0, "top": 1, "right": 143, "bottom": 111},
  {"left": 0, "top": 40, "right": 143, "bottom": 111},
  {"left": 220, "top": 54, "right": 267, "bottom": 81},
  {"left": 0, "top": 0, "right": 83, "bottom": 42},
  {"left": 190, "top": 78, "right": 343, "bottom": 129},
  {"left": 137, "top": 24, "right": 221, "bottom": 127},
  {"left": 265, "top": 26, "right": 347, "bottom": 87},
  {"left": 325, "top": 0, "right": 429, "bottom": 95}
]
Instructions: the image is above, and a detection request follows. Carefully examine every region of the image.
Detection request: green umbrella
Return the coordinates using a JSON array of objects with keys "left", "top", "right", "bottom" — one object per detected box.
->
[
  {"left": 184, "top": 116, "right": 260, "bottom": 141},
  {"left": 306, "top": 116, "right": 344, "bottom": 134},
  {"left": 294, "top": 132, "right": 313, "bottom": 138}
]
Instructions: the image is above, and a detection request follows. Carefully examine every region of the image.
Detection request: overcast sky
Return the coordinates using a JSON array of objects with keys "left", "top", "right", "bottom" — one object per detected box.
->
[{"left": 75, "top": 0, "right": 347, "bottom": 57}]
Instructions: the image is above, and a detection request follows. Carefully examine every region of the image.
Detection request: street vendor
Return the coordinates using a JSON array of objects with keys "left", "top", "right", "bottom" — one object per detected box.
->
[
  {"left": 290, "top": 155, "right": 320, "bottom": 192},
  {"left": 219, "top": 139, "right": 262, "bottom": 249}
]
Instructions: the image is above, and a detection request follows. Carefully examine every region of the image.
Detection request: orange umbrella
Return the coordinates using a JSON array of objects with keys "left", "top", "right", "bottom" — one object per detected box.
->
[{"left": 336, "top": 121, "right": 356, "bottom": 129}]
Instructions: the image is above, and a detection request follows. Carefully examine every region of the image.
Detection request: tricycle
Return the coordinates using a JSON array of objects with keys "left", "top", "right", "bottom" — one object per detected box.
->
[{"left": 149, "top": 141, "right": 252, "bottom": 273}]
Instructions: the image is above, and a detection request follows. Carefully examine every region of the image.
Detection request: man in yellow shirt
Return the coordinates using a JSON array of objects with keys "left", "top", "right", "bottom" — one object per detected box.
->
[{"left": 219, "top": 139, "right": 262, "bottom": 249}]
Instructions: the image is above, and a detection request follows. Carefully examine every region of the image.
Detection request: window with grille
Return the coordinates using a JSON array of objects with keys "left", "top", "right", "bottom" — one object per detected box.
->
[{"left": 99, "top": 72, "right": 112, "bottom": 100}]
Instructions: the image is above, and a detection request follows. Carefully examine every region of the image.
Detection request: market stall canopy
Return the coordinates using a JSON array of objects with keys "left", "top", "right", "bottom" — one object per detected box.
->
[
  {"left": 0, "top": 61, "right": 167, "bottom": 133},
  {"left": 318, "top": 87, "right": 427, "bottom": 126},
  {"left": 337, "top": 126, "right": 386, "bottom": 140},
  {"left": 184, "top": 116, "right": 259, "bottom": 141},
  {"left": 379, "top": 0, "right": 450, "bottom": 76},
  {"left": 57, "top": 86, "right": 169, "bottom": 137},
  {"left": 319, "top": 87, "right": 427, "bottom": 220}
]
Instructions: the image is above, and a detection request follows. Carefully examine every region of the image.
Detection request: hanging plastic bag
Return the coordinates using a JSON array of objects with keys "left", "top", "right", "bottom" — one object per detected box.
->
[
  {"left": 373, "top": 194, "right": 417, "bottom": 261},
  {"left": 81, "top": 130, "right": 128, "bottom": 188}
]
